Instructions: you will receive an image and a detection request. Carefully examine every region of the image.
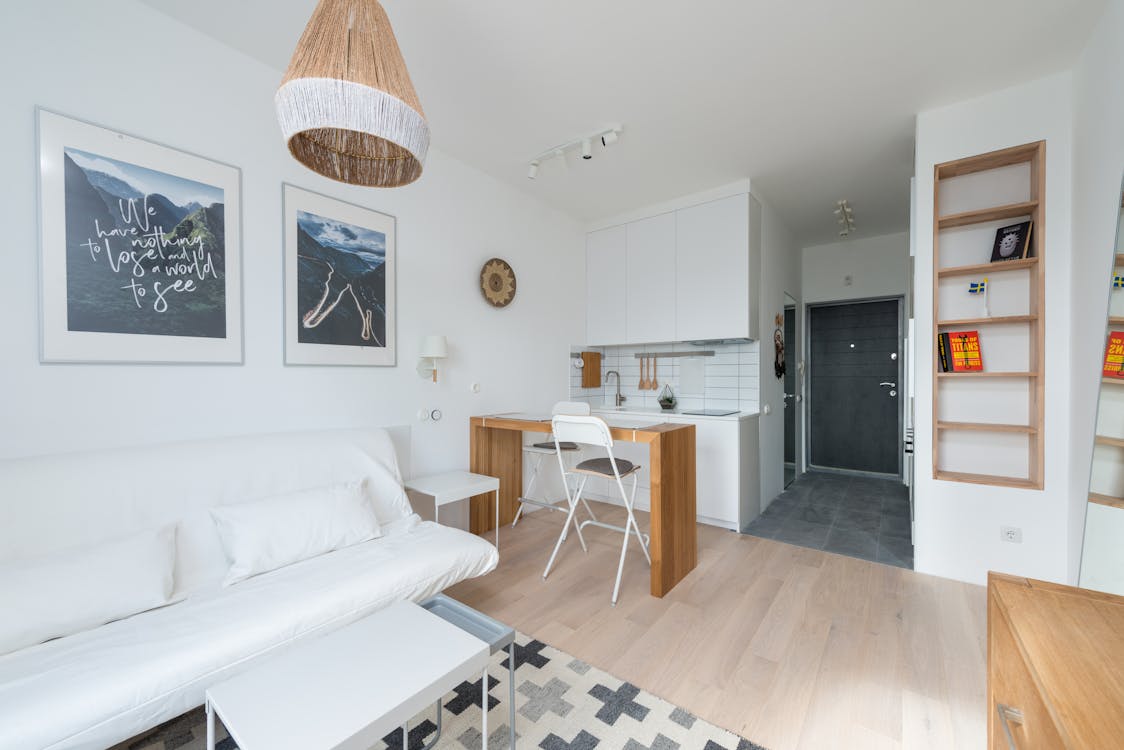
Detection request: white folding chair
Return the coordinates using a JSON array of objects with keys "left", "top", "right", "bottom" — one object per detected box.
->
[
  {"left": 542, "top": 414, "right": 651, "bottom": 605},
  {"left": 512, "top": 401, "right": 597, "bottom": 526}
]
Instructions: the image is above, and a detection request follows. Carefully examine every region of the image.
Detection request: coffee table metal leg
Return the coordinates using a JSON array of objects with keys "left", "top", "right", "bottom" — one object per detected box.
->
[
  {"left": 482, "top": 667, "right": 489, "bottom": 750},
  {"left": 205, "top": 698, "right": 214, "bottom": 750},
  {"left": 509, "top": 641, "right": 516, "bottom": 749},
  {"left": 421, "top": 699, "right": 443, "bottom": 750}
]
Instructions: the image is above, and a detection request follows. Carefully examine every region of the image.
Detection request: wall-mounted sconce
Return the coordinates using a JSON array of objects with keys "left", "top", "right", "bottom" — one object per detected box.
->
[{"left": 417, "top": 335, "right": 448, "bottom": 382}]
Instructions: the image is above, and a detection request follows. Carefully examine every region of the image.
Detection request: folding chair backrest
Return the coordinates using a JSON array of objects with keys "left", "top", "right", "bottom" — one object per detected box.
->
[
  {"left": 552, "top": 414, "right": 613, "bottom": 449},
  {"left": 552, "top": 401, "right": 591, "bottom": 417}
]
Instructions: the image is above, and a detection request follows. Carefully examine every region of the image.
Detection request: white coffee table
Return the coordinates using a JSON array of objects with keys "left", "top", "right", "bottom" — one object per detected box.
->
[
  {"left": 405, "top": 471, "right": 501, "bottom": 550},
  {"left": 204, "top": 601, "right": 491, "bottom": 750}
]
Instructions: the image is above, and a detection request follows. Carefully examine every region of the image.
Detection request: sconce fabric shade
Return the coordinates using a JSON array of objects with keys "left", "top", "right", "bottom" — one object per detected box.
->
[
  {"left": 276, "top": 0, "right": 429, "bottom": 187},
  {"left": 419, "top": 335, "right": 447, "bottom": 359}
]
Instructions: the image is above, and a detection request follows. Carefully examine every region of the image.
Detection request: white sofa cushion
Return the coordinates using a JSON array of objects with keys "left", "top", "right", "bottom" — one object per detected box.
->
[
  {"left": 0, "top": 525, "right": 176, "bottom": 656},
  {"left": 211, "top": 481, "right": 381, "bottom": 586},
  {"left": 0, "top": 519, "right": 499, "bottom": 750}
]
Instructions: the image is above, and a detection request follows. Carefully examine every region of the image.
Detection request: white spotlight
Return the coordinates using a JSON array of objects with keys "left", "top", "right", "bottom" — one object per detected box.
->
[
  {"left": 581, "top": 139, "right": 592, "bottom": 160},
  {"left": 601, "top": 130, "right": 619, "bottom": 147},
  {"left": 527, "top": 162, "right": 539, "bottom": 180}
]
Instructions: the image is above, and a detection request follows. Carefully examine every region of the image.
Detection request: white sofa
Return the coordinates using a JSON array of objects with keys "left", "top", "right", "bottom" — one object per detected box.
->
[{"left": 0, "top": 427, "right": 499, "bottom": 750}]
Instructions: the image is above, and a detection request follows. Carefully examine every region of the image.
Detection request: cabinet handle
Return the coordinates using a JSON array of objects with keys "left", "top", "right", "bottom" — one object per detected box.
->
[{"left": 997, "top": 703, "right": 1024, "bottom": 749}]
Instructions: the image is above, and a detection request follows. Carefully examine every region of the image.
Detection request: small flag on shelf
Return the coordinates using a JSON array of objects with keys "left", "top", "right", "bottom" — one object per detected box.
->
[
  {"left": 968, "top": 278, "right": 988, "bottom": 294},
  {"left": 1113, "top": 274, "right": 1124, "bottom": 289}
]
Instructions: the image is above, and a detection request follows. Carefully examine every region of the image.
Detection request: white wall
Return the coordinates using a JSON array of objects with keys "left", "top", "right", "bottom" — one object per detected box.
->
[
  {"left": 802, "top": 231, "right": 910, "bottom": 304},
  {"left": 0, "top": 0, "right": 585, "bottom": 509},
  {"left": 756, "top": 194, "right": 803, "bottom": 509},
  {"left": 913, "top": 72, "right": 1074, "bottom": 585},
  {"left": 1070, "top": 0, "right": 1124, "bottom": 589}
]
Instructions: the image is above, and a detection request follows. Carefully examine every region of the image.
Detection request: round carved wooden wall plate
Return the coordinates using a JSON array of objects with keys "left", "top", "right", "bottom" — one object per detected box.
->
[{"left": 480, "top": 257, "right": 516, "bottom": 307}]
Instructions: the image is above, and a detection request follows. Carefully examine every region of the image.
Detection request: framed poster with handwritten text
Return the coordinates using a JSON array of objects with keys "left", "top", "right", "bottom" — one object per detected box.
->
[
  {"left": 37, "top": 109, "right": 242, "bottom": 363},
  {"left": 283, "top": 184, "right": 396, "bottom": 366}
]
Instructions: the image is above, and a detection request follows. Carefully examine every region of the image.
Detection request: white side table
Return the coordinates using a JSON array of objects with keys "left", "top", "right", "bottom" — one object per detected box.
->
[{"left": 405, "top": 471, "right": 501, "bottom": 550}]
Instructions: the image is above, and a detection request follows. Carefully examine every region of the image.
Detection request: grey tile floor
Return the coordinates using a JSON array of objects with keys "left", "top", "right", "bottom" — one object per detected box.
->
[{"left": 743, "top": 470, "right": 914, "bottom": 568}]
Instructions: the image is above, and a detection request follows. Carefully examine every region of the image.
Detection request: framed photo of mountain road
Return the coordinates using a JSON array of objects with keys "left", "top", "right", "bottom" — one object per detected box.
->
[
  {"left": 37, "top": 108, "right": 243, "bottom": 364},
  {"left": 282, "top": 184, "right": 396, "bottom": 366}
]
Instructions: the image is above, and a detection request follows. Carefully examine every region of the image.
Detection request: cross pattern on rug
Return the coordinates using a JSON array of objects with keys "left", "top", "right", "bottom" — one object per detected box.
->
[{"left": 120, "top": 632, "right": 768, "bottom": 750}]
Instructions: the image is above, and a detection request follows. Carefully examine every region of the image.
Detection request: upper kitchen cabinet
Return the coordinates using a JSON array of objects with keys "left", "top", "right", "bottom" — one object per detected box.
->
[
  {"left": 626, "top": 212, "right": 677, "bottom": 344},
  {"left": 676, "top": 193, "right": 757, "bottom": 342},
  {"left": 586, "top": 225, "right": 628, "bottom": 346},
  {"left": 585, "top": 191, "right": 760, "bottom": 346}
]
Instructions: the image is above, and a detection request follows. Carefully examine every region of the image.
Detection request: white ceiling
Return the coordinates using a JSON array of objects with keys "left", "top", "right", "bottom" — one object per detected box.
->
[{"left": 141, "top": 0, "right": 1103, "bottom": 245}]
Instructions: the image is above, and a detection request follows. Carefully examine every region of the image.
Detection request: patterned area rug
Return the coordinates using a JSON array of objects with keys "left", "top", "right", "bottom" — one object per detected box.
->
[{"left": 122, "top": 633, "right": 766, "bottom": 750}]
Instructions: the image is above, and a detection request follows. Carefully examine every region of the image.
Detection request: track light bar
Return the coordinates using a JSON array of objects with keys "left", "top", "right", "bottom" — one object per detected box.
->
[{"left": 526, "top": 124, "right": 622, "bottom": 178}]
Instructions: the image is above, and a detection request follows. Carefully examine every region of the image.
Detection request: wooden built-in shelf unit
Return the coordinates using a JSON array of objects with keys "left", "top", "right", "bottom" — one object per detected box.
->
[{"left": 933, "top": 141, "right": 1045, "bottom": 488}]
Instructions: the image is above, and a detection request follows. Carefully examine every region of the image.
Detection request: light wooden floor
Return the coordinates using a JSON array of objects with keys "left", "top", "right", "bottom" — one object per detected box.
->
[{"left": 447, "top": 501, "right": 987, "bottom": 750}]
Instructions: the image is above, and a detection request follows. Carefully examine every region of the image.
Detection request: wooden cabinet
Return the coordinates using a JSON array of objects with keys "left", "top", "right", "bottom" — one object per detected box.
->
[
  {"left": 585, "top": 192, "right": 759, "bottom": 346},
  {"left": 626, "top": 212, "right": 677, "bottom": 344},
  {"left": 586, "top": 225, "right": 628, "bottom": 346},
  {"left": 987, "top": 572, "right": 1124, "bottom": 749},
  {"left": 675, "top": 194, "right": 752, "bottom": 342}
]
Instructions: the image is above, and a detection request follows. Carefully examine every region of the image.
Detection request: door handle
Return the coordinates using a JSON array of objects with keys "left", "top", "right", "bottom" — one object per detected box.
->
[{"left": 879, "top": 382, "right": 896, "bottom": 388}]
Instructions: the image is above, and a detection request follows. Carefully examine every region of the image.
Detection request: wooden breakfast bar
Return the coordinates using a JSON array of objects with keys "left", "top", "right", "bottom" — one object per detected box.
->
[{"left": 469, "top": 414, "right": 697, "bottom": 597}]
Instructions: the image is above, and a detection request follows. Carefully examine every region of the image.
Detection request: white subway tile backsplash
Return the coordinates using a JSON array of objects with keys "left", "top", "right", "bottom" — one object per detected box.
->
[{"left": 569, "top": 340, "right": 762, "bottom": 413}]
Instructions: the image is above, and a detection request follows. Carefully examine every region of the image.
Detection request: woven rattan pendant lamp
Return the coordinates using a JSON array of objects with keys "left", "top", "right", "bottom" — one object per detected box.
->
[{"left": 276, "top": 0, "right": 429, "bottom": 187}]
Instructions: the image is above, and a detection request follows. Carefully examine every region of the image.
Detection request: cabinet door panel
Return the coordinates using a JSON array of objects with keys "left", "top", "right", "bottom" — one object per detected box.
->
[
  {"left": 669, "top": 417, "right": 740, "bottom": 526},
  {"left": 586, "top": 226, "right": 627, "bottom": 345},
  {"left": 627, "top": 213, "right": 677, "bottom": 344},
  {"left": 675, "top": 195, "right": 749, "bottom": 341}
]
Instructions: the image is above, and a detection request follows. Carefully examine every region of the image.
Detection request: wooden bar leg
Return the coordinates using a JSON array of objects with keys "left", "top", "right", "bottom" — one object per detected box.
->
[
  {"left": 648, "top": 425, "right": 697, "bottom": 597},
  {"left": 470, "top": 424, "right": 522, "bottom": 535}
]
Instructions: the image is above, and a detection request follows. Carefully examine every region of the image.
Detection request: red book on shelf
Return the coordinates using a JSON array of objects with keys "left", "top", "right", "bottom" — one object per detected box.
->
[
  {"left": 1104, "top": 331, "right": 1124, "bottom": 378},
  {"left": 947, "top": 330, "right": 983, "bottom": 372}
]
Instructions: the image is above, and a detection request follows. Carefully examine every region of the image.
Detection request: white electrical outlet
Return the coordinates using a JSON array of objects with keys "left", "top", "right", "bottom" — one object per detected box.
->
[{"left": 1001, "top": 526, "right": 1022, "bottom": 543}]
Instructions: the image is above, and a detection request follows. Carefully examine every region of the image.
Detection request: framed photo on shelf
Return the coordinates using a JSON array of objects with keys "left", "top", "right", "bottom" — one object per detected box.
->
[
  {"left": 37, "top": 109, "right": 243, "bottom": 363},
  {"left": 283, "top": 184, "right": 396, "bottom": 366},
  {"left": 990, "top": 220, "right": 1033, "bottom": 263}
]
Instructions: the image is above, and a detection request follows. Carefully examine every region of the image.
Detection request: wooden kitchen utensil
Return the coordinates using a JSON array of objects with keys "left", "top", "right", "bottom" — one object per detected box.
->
[
  {"left": 650, "top": 357, "right": 658, "bottom": 390},
  {"left": 639, "top": 355, "right": 648, "bottom": 390}
]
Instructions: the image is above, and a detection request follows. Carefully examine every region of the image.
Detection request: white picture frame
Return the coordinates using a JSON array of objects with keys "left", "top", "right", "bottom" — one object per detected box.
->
[
  {"left": 283, "top": 184, "right": 396, "bottom": 366},
  {"left": 37, "top": 108, "right": 243, "bottom": 364}
]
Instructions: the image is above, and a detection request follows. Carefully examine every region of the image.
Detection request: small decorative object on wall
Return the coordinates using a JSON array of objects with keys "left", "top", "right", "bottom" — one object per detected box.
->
[
  {"left": 283, "top": 184, "right": 396, "bottom": 365},
  {"left": 480, "top": 258, "right": 517, "bottom": 307},
  {"left": 1113, "top": 274, "right": 1124, "bottom": 289},
  {"left": 773, "top": 313, "right": 786, "bottom": 379},
  {"left": 37, "top": 109, "right": 243, "bottom": 364},
  {"left": 276, "top": 0, "right": 429, "bottom": 188},
  {"left": 990, "top": 220, "right": 1033, "bottom": 262}
]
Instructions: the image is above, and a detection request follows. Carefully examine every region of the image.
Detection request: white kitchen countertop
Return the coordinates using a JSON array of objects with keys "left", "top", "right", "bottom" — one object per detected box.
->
[{"left": 591, "top": 405, "right": 759, "bottom": 421}]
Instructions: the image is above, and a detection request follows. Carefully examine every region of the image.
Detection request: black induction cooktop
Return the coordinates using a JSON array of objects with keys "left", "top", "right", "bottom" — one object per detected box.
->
[{"left": 679, "top": 408, "right": 740, "bottom": 416}]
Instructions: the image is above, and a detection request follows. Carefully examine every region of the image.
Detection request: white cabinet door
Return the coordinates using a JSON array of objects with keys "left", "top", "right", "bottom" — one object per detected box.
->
[
  {"left": 626, "top": 212, "right": 677, "bottom": 344},
  {"left": 586, "top": 226, "right": 628, "bottom": 346},
  {"left": 669, "top": 416, "right": 740, "bottom": 527},
  {"left": 675, "top": 195, "right": 750, "bottom": 341}
]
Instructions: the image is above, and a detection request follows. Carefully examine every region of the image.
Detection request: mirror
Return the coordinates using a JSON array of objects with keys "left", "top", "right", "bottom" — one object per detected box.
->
[
  {"left": 1080, "top": 178, "right": 1124, "bottom": 596},
  {"left": 783, "top": 293, "right": 798, "bottom": 487}
]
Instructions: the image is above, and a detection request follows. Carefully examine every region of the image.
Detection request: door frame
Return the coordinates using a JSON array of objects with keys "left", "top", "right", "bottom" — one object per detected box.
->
[{"left": 804, "top": 295, "right": 905, "bottom": 479}]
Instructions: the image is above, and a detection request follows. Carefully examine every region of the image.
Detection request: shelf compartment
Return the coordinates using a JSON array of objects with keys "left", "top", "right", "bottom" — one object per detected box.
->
[
  {"left": 1095, "top": 435, "right": 1124, "bottom": 448},
  {"left": 1089, "top": 493, "right": 1124, "bottom": 510},
  {"left": 936, "top": 371, "right": 1037, "bottom": 378},
  {"left": 937, "top": 315, "right": 1037, "bottom": 327},
  {"left": 935, "top": 470, "right": 1037, "bottom": 489},
  {"left": 937, "top": 257, "right": 1037, "bottom": 278},
  {"left": 936, "top": 200, "right": 1037, "bottom": 229},
  {"left": 937, "top": 421, "right": 1036, "bottom": 434}
]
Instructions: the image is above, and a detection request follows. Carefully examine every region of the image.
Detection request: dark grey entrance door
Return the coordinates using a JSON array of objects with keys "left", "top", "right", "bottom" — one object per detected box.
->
[
  {"left": 808, "top": 299, "right": 900, "bottom": 475},
  {"left": 783, "top": 303, "right": 796, "bottom": 474}
]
